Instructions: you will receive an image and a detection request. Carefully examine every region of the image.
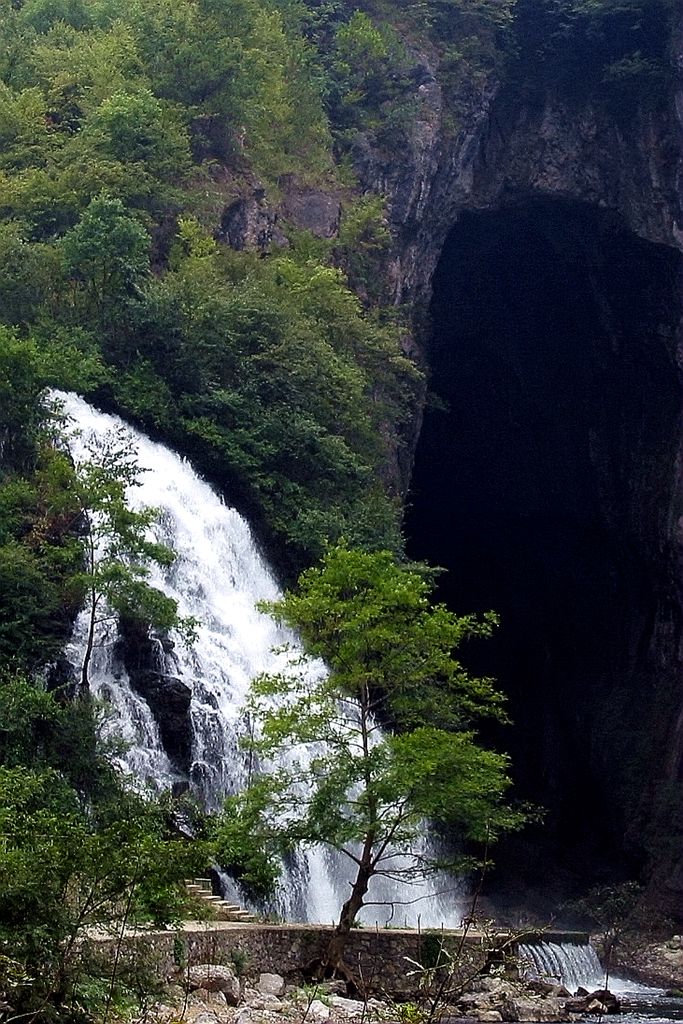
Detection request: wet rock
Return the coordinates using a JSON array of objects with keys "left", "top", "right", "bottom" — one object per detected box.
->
[
  {"left": 132, "top": 670, "right": 194, "bottom": 770},
  {"left": 564, "top": 988, "right": 620, "bottom": 1015}
]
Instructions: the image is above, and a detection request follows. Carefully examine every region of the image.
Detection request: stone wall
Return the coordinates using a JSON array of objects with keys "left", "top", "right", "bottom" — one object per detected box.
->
[{"left": 84, "top": 925, "right": 588, "bottom": 999}]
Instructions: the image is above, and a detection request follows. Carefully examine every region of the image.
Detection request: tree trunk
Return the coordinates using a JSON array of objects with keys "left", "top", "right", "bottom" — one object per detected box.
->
[
  {"left": 324, "top": 841, "right": 374, "bottom": 982},
  {"left": 79, "top": 587, "right": 96, "bottom": 699}
]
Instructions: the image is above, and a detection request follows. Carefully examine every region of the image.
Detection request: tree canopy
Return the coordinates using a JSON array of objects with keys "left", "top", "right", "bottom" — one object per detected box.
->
[{"left": 215, "top": 545, "right": 527, "bottom": 973}]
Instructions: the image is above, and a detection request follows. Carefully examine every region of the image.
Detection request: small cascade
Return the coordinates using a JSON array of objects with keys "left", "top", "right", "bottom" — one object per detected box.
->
[
  {"left": 518, "top": 941, "right": 652, "bottom": 995},
  {"left": 519, "top": 942, "right": 605, "bottom": 991},
  {"left": 60, "top": 392, "right": 463, "bottom": 928}
]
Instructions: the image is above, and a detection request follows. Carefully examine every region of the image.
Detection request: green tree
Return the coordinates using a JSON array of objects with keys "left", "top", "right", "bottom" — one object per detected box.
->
[
  {"left": 67, "top": 421, "right": 190, "bottom": 694},
  {"left": 60, "top": 193, "right": 149, "bottom": 325},
  {"left": 0, "top": 753, "right": 207, "bottom": 1019},
  {"left": 84, "top": 88, "right": 191, "bottom": 182},
  {"left": 222, "top": 545, "right": 526, "bottom": 973}
]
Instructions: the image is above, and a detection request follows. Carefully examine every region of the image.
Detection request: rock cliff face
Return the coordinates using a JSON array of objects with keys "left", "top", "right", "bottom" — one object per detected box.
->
[
  {"left": 354, "top": 66, "right": 680, "bottom": 306},
  {"left": 368, "top": 43, "right": 682, "bottom": 917}
]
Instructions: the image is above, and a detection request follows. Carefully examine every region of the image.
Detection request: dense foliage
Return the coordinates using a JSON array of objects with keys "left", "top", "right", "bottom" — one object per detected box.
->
[
  {"left": 510, "top": 0, "right": 675, "bottom": 105},
  {"left": 0, "top": 0, "right": 671, "bottom": 570},
  {"left": 0, "top": 0, "right": 431, "bottom": 573},
  {"left": 0, "top": 676, "right": 208, "bottom": 1022},
  {"left": 0, "top": 334, "right": 208, "bottom": 1021}
]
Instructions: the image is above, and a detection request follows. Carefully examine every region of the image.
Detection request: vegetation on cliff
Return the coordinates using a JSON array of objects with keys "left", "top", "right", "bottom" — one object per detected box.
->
[{"left": 0, "top": 0, "right": 673, "bottom": 565}]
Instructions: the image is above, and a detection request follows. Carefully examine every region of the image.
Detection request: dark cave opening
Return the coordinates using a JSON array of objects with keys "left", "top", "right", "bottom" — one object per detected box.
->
[{"left": 406, "top": 200, "right": 682, "bottom": 914}]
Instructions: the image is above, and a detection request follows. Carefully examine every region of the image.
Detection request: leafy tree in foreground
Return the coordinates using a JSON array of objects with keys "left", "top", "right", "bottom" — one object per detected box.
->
[{"left": 216, "top": 544, "right": 526, "bottom": 974}]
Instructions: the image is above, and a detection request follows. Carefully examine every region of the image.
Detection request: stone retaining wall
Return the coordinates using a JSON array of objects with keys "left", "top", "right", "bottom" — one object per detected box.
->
[{"left": 84, "top": 925, "right": 589, "bottom": 999}]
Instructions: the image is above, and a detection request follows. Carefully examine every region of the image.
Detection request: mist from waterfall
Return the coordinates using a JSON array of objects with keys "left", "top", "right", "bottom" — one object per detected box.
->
[{"left": 60, "top": 392, "right": 464, "bottom": 928}]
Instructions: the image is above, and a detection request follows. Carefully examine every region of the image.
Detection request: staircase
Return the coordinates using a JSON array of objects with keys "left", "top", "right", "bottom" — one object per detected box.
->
[{"left": 184, "top": 878, "right": 257, "bottom": 923}]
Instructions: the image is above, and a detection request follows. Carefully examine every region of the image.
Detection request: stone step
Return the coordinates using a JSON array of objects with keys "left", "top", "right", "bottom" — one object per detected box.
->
[{"left": 184, "top": 879, "right": 255, "bottom": 921}]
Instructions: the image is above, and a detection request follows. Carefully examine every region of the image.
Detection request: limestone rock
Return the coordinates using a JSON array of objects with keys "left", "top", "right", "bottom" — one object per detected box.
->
[
  {"left": 281, "top": 186, "right": 341, "bottom": 239},
  {"left": 257, "top": 973, "right": 286, "bottom": 997},
  {"left": 326, "top": 981, "right": 348, "bottom": 996},
  {"left": 307, "top": 999, "right": 331, "bottom": 1019},
  {"left": 564, "top": 988, "right": 620, "bottom": 1015},
  {"left": 248, "top": 995, "right": 283, "bottom": 1012},
  {"left": 190, "top": 1013, "right": 222, "bottom": 1024},
  {"left": 187, "top": 964, "right": 241, "bottom": 1005}
]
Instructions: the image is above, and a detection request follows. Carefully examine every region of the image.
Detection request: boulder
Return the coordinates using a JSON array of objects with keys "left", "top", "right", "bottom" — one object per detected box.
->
[
  {"left": 307, "top": 999, "right": 331, "bottom": 1019},
  {"left": 528, "top": 979, "right": 571, "bottom": 997},
  {"left": 190, "top": 992, "right": 230, "bottom": 1013},
  {"left": 187, "top": 964, "right": 241, "bottom": 1006},
  {"left": 257, "top": 973, "right": 286, "bottom": 997},
  {"left": 281, "top": 186, "right": 341, "bottom": 239},
  {"left": 326, "top": 981, "right": 348, "bottom": 996},
  {"left": 477, "top": 1012, "right": 503, "bottom": 1022},
  {"left": 564, "top": 988, "right": 620, "bottom": 1015},
  {"left": 218, "top": 194, "right": 288, "bottom": 253},
  {"left": 479, "top": 977, "right": 506, "bottom": 993}
]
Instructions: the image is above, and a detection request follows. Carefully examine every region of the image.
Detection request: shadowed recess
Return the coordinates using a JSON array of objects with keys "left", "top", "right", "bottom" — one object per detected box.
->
[{"left": 406, "top": 200, "right": 682, "bottom": 914}]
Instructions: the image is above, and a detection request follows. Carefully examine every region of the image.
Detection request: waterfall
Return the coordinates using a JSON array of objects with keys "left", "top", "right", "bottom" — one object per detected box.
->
[
  {"left": 60, "top": 392, "right": 463, "bottom": 927},
  {"left": 518, "top": 941, "right": 651, "bottom": 995}
]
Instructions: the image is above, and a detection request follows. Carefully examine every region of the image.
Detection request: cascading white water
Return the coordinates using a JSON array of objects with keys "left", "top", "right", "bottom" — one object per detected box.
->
[
  {"left": 60, "top": 392, "right": 463, "bottom": 927},
  {"left": 518, "top": 941, "right": 651, "bottom": 995}
]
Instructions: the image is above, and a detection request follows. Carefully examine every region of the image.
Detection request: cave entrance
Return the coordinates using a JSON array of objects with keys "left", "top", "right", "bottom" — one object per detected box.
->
[{"left": 406, "top": 200, "right": 681, "bottom": 910}]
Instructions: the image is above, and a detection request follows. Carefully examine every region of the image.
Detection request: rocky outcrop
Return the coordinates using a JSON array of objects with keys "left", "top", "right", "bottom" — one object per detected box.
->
[
  {"left": 353, "top": 72, "right": 680, "bottom": 308},
  {"left": 130, "top": 669, "right": 193, "bottom": 772},
  {"left": 218, "top": 189, "right": 288, "bottom": 253},
  {"left": 116, "top": 617, "right": 193, "bottom": 773}
]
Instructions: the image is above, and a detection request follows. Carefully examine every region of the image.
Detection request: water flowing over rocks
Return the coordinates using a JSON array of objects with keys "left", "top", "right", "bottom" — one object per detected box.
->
[{"left": 61, "top": 392, "right": 460, "bottom": 929}]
